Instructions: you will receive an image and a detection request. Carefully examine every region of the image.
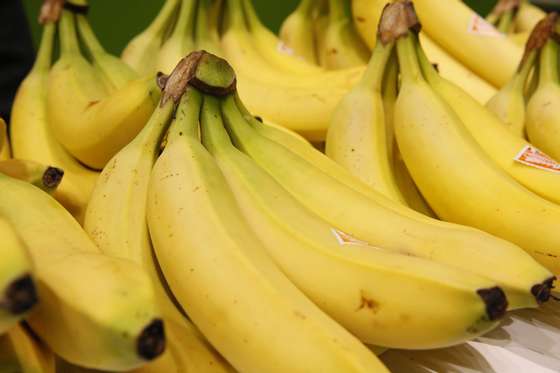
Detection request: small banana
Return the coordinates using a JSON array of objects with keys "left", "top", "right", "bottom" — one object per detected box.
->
[
  {"left": 121, "top": 0, "right": 180, "bottom": 76},
  {"left": 0, "top": 221, "right": 37, "bottom": 334},
  {"left": 0, "top": 159, "right": 63, "bottom": 194},
  {"left": 279, "top": 0, "right": 319, "bottom": 64},
  {"left": 0, "top": 118, "right": 10, "bottom": 160}
]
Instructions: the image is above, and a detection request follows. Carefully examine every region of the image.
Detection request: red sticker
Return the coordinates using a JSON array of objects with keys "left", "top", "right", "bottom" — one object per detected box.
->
[
  {"left": 467, "top": 15, "right": 504, "bottom": 37},
  {"left": 514, "top": 145, "right": 560, "bottom": 173}
]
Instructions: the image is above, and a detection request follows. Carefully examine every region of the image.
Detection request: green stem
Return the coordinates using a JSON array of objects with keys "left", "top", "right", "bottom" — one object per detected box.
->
[
  {"left": 222, "top": 94, "right": 253, "bottom": 150},
  {"left": 59, "top": 10, "right": 80, "bottom": 55},
  {"left": 514, "top": 50, "right": 536, "bottom": 92},
  {"left": 33, "top": 23, "right": 56, "bottom": 73},
  {"left": 296, "top": 0, "right": 317, "bottom": 16},
  {"left": 415, "top": 36, "right": 440, "bottom": 84},
  {"left": 225, "top": 0, "right": 248, "bottom": 30},
  {"left": 200, "top": 95, "right": 234, "bottom": 154},
  {"left": 538, "top": 39, "right": 559, "bottom": 86},
  {"left": 135, "top": 99, "right": 176, "bottom": 154},
  {"left": 328, "top": 0, "right": 348, "bottom": 23},
  {"left": 168, "top": 88, "right": 203, "bottom": 141},
  {"left": 170, "top": 0, "right": 198, "bottom": 41},
  {"left": 396, "top": 33, "right": 424, "bottom": 84},
  {"left": 149, "top": 0, "right": 181, "bottom": 38},
  {"left": 497, "top": 10, "right": 514, "bottom": 34},
  {"left": 359, "top": 41, "right": 395, "bottom": 92},
  {"left": 76, "top": 15, "right": 105, "bottom": 55}
]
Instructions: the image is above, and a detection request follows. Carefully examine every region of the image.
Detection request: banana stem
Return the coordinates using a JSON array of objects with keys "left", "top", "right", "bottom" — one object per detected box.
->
[
  {"left": 170, "top": 0, "right": 198, "bottom": 42},
  {"left": 497, "top": 10, "right": 514, "bottom": 34},
  {"left": 327, "top": 0, "right": 348, "bottom": 23},
  {"left": 200, "top": 95, "right": 234, "bottom": 154},
  {"left": 168, "top": 88, "right": 204, "bottom": 141},
  {"left": 195, "top": 0, "right": 211, "bottom": 41},
  {"left": 396, "top": 33, "right": 424, "bottom": 84},
  {"left": 135, "top": 100, "right": 176, "bottom": 154},
  {"left": 76, "top": 15, "right": 106, "bottom": 55},
  {"left": 241, "top": 0, "right": 264, "bottom": 31},
  {"left": 514, "top": 50, "right": 536, "bottom": 92},
  {"left": 538, "top": 39, "right": 559, "bottom": 86},
  {"left": 59, "top": 11, "right": 80, "bottom": 55},
  {"left": 224, "top": 0, "right": 248, "bottom": 30},
  {"left": 148, "top": 0, "right": 181, "bottom": 39},
  {"left": 415, "top": 36, "right": 442, "bottom": 85},
  {"left": 33, "top": 23, "right": 56, "bottom": 73},
  {"left": 359, "top": 41, "right": 395, "bottom": 92},
  {"left": 296, "top": 0, "right": 316, "bottom": 16}
]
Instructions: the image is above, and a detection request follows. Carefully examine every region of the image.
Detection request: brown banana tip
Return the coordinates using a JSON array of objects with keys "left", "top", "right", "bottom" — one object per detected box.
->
[
  {"left": 378, "top": 0, "right": 421, "bottom": 45},
  {"left": 137, "top": 319, "right": 165, "bottom": 360},
  {"left": 0, "top": 275, "right": 38, "bottom": 315},
  {"left": 160, "top": 51, "right": 206, "bottom": 106},
  {"left": 490, "top": 0, "right": 521, "bottom": 18},
  {"left": 43, "top": 167, "right": 64, "bottom": 189},
  {"left": 38, "top": 0, "right": 64, "bottom": 24},
  {"left": 521, "top": 12, "right": 559, "bottom": 67},
  {"left": 477, "top": 287, "right": 508, "bottom": 321},
  {"left": 531, "top": 277, "right": 556, "bottom": 304}
]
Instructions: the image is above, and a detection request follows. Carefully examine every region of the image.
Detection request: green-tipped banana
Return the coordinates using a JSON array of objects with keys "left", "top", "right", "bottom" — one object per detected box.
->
[{"left": 0, "top": 159, "right": 63, "bottom": 194}]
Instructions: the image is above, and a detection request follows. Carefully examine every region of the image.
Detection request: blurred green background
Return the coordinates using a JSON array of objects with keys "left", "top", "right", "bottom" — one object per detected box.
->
[{"left": 22, "top": 0, "right": 496, "bottom": 55}]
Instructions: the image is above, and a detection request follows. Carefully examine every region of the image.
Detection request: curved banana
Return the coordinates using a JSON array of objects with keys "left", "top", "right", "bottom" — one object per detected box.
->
[
  {"left": 395, "top": 29, "right": 560, "bottom": 277},
  {"left": 515, "top": 0, "right": 546, "bottom": 32},
  {"left": 157, "top": 0, "right": 197, "bottom": 74},
  {"left": 121, "top": 0, "right": 180, "bottom": 75},
  {"left": 416, "top": 32, "right": 560, "bottom": 206},
  {"left": 352, "top": 0, "right": 496, "bottom": 103},
  {"left": 527, "top": 38, "right": 560, "bottom": 161},
  {"left": 48, "top": 11, "right": 159, "bottom": 169},
  {"left": 226, "top": 94, "right": 553, "bottom": 310},
  {"left": 6, "top": 323, "right": 55, "bottom": 373},
  {"left": 203, "top": 93, "right": 506, "bottom": 349},
  {"left": 0, "top": 159, "right": 63, "bottom": 194},
  {"left": 0, "top": 118, "right": 10, "bottom": 160},
  {"left": 0, "top": 220, "right": 36, "bottom": 334},
  {"left": 326, "top": 35, "right": 403, "bottom": 202},
  {"left": 11, "top": 22, "right": 98, "bottom": 222},
  {"left": 321, "top": 0, "right": 369, "bottom": 69},
  {"left": 147, "top": 71, "right": 389, "bottom": 372},
  {"left": 84, "top": 60, "right": 234, "bottom": 373},
  {"left": 0, "top": 174, "right": 164, "bottom": 370},
  {"left": 280, "top": 0, "right": 319, "bottom": 64}
]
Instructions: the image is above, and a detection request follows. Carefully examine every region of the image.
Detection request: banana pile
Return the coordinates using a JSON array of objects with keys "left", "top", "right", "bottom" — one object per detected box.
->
[{"left": 1, "top": 0, "right": 560, "bottom": 371}]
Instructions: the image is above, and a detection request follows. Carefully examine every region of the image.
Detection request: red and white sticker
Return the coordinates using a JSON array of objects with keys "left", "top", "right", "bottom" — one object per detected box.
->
[
  {"left": 514, "top": 145, "right": 560, "bottom": 173},
  {"left": 276, "top": 41, "right": 295, "bottom": 56},
  {"left": 331, "top": 228, "right": 373, "bottom": 247},
  {"left": 467, "top": 14, "right": 505, "bottom": 37}
]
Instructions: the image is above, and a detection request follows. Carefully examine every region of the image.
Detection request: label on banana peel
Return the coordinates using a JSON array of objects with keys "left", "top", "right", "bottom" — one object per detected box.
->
[
  {"left": 331, "top": 228, "right": 372, "bottom": 247},
  {"left": 467, "top": 15, "right": 505, "bottom": 37},
  {"left": 276, "top": 42, "right": 295, "bottom": 56},
  {"left": 514, "top": 145, "right": 560, "bottom": 173}
]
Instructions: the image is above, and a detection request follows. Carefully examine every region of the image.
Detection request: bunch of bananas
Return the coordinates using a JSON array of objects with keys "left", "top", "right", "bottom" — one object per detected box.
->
[{"left": 2, "top": 0, "right": 560, "bottom": 371}]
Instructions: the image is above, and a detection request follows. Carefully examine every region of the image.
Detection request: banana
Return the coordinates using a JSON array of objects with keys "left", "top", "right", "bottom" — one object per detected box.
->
[
  {"left": 241, "top": 0, "right": 323, "bottom": 74},
  {"left": 314, "top": 8, "right": 330, "bottom": 66},
  {"left": 203, "top": 93, "right": 506, "bottom": 349},
  {"left": 48, "top": 10, "right": 160, "bottom": 169},
  {"left": 195, "top": 0, "right": 223, "bottom": 56},
  {"left": 11, "top": 20, "right": 98, "bottom": 222},
  {"left": 147, "top": 54, "right": 389, "bottom": 372},
  {"left": 416, "top": 18, "right": 560, "bottom": 207},
  {"left": 226, "top": 91, "right": 553, "bottom": 310},
  {"left": 84, "top": 57, "right": 234, "bottom": 373},
  {"left": 395, "top": 19, "right": 560, "bottom": 279},
  {"left": 121, "top": 0, "right": 180, "bottom": 75},
  {"left": 76, "top": 14, "right": 138, "bottom": 90},
  {"left": 6, "top": 323, "right": 56, "bottom": 373},
  {"left": 326, "top": 33, "right": 403, "bottom": 202},
  {"left": 509, "top": 30, "right": 530, "bottom": 46},
  {"left": 526, "top": 30, "right": 560, "bottom": 162},
  {"left": 321, "top": 0, "right": 369, "bottom": 69},
  {"left": 279, "top": 0, "right": 319, "bottom": 64},
  {"left": 157, "top": 0, "right": 198, "bottom": 74},
  {"left": 352, "top": 0, "right": 496, "bottom": 103},
  {"left": 0, "top": 174, "right": 164, "bottom": 370},
  {"left": 0, "top": 118, "right": 10, "bottom": 160},
  {"left": 488, "top": 0, "right": 519, "bottom": 34},
  {"left": 0, "top": 220, "right": 36, "bottom": 334},
  {"left": 0, "top": 159, "right": 63, "bottom": 194},
  {"left": 515, "top": 0, "right": 546, "bottom": 32}
]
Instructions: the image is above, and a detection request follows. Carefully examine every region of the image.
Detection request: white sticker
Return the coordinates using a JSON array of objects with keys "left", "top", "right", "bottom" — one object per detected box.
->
[
  {"left": 467, "top": 14, "right": 505, "bottom": 37},
  {"left": 514, "top": 145, "right": 560, "bottom": 173},
  {"left": 276, "top": 41, "right": 295, "bottom": 56},
  {"left": 331, "top": 228, "right": 373, "bottom": 247}
]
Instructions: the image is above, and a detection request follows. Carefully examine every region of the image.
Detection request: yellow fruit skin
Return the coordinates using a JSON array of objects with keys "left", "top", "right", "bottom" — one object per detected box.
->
[
  {"left": 515, "top": 1, "right": 546, "bottom": 32},
  {"left": 6, "top": 324, "right": 56, "bottom": 373},
  {"left": 279, "top": 0, "right": 319, "bottom": 64},
  {"left": 0, "top": 118, "right": 10, "bottom": 160}
]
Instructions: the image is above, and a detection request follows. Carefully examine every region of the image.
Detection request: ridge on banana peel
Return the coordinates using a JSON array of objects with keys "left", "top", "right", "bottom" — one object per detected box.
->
[
  {"left": 393, "top": 6, "right": 560, "bottom": 278},
  {"left": 0, "top": 220, "right": 37, "bottom": 335},
  {"left": 11, "top": 11, "right": 98, "bottom": 223},
  {"left": 148, "top": 51, "right": 389, "bottom": 373},
  {"left": 0, "top": 173, "right": 165, "bottom": 370},
  {"left": 0, "top": 159, "right": 64, "bottom": 194},
  {"left": 418, "top": 14, "right": 560, "bottom": 207},
  {"left": 85, "top": 53, "right": 234, "bottom": 373},
  {"left": 203, "top": 89, "right": 507, "bottom": 349},
  {"left": 48, "top": 10, "right": 160, "bottom": 170}
]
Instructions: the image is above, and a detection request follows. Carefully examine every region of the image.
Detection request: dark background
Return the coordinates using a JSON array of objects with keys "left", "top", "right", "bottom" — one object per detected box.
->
[{"left": 21, "top": 0, "right": 497, "bottom": 55}]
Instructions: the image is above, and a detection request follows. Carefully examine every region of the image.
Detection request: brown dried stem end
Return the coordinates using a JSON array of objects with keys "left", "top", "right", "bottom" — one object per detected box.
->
[
  {"left": 489, "top": 0, "right": 521, "bottom": 18},
  {"left": 38, "top": 0, "right": 64, "bottom": 24},
  {"left": 520, "top": 12, "right": 559, "bottom": 68},
  {"left": 42, "top": 167, "right": 64, "bottom": 190},
  {"left": 378, "top": 0, "right": 421, "bottom": 45},
  {"left": 476, "top": 287, "right": 507, "bottom": 321},
  {"left": 0, "top": 275, "right": 38, "bottom": 315},
  {"left": 137, "top": 319, "right": 166, "bottom": 360},
  {"left": 159, "top": 51, "right": 206, "bottom": 107}
]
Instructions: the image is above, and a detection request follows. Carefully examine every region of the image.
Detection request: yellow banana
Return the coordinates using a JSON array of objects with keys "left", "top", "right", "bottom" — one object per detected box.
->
[
  {"left": 147, "top": 56, "right": 389, "bottom": 372},
  {"left": 395, "top": 26, "right": 560, "bottom": 277},
  {"left": 527, "top": 36, "right": 560, "bottom": 161},
  {"left": 509, "top": 30, "right": 530, "bottom": 46},
  {"left": 195, "top": 0, "right": 223, "bottom": 57},
  {"left": 84, "top": 59, "right": 234, "bottom": 373},
  {"left": 0, "top": 159, "right": 63, "bottom": 194},
  {"left": 0, "top": 174, "right": 164, "bottom": 370},
  {"left": 279, "top": 0, "right": 319, "bottom": 64},
  {"left": 6, "top": 323, "right": 56, "bottom": 373},
  {"left": 11, "top": 21, "right": 98, "bottom": 222},
  {"left": 48, "top": 11, "right": 159, "bottom": 169},
  {"left": 326, "top": 33, "right": 403, "bottom": 202},
  {"left": 203, "top": 93, "right": 506, "bottom": 349},
  {"left": 314, "top": 8, "right": 330, "bottom": 66},
  {"left": 0, "top": 220, "right": 36, "bottom": 334},
  {"left": 0, "top": 118, "right": 10, "bottom": 160},
  {"left": 515, "top": 0, "right": 546, "bottom": 32}
]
